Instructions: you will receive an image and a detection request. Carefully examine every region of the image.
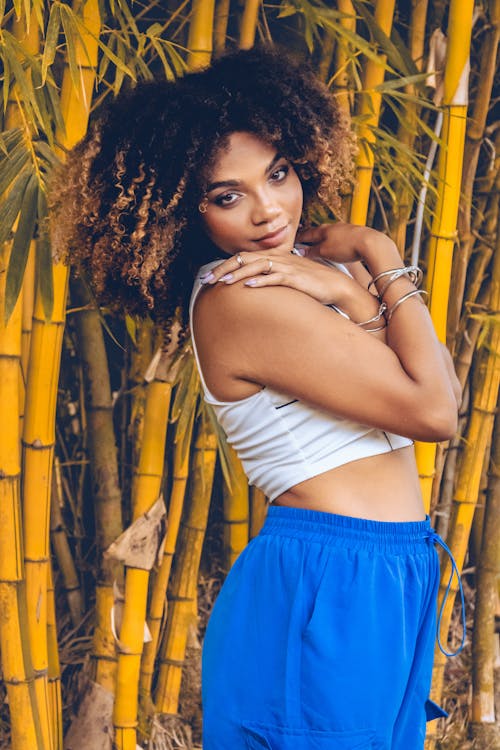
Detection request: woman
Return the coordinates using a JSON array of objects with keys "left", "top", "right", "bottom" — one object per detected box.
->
[{"left": 49, "top": 46, "right": 465, "bottom": 750}]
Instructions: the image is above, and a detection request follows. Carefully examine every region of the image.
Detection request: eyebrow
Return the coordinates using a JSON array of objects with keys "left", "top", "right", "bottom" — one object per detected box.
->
[{"left": 206, "top": 152, "right": 283, "bottom": 193}]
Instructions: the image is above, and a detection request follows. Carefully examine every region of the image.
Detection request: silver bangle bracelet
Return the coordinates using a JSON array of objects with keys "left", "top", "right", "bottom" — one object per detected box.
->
[
  {"left": 367, "top": 266, "right": 422, "bottom": 296},
  {"left": 356, "top": 302, "right": 387, "bottom": 328},
  {"left": 386, "top": 289, "right": 428, "bottom": 321}
]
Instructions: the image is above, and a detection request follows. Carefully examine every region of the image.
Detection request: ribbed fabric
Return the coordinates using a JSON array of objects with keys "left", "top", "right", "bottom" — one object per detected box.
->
[{"left": 189, "top": 258, "right": 413, "bottom": 501}]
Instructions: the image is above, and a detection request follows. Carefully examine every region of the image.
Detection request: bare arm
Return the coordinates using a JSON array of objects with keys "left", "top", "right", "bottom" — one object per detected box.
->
[{"left": 196, "top": 225, "right": 458, "bottom": 441}]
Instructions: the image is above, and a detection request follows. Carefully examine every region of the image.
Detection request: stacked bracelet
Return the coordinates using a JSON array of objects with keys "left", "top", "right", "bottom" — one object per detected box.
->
[
  {"left": 385, "top": 289, "right": 428, "bottom": 321},
  {"left": 367, "top": 266, "right": 422, "bottom": 296},
  {"left": 355, "top": 301, "right": 387, "bottom": 332}
]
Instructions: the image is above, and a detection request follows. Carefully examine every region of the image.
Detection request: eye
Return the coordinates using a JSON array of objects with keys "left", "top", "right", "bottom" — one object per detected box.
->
[
  {"left": 270, "top": 164, "right": 289, "bottom": 182},
  {"left": 214, "top": 191, "right": 241, "bottom": 207}
]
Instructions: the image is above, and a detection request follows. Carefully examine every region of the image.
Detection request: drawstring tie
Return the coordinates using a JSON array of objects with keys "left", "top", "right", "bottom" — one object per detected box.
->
[{"left": 426, "top": 529, "right": 466, "bottom": 657}]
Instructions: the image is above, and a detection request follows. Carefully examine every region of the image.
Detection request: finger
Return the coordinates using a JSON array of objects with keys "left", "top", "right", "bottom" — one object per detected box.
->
[
  {"left": 218, "top": 257, "right": 283, "bottom": 285},
  {"left": 295, "top": 226, "right": 323, "bottom": 245},
  {"left": 199, "top": 251, "right": 261, "bottom": 284}
]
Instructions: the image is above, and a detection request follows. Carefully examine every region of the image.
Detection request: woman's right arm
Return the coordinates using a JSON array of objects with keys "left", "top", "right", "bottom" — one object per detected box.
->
[{"left": 197, "top": 231, "right": 458, "bottom": 442}]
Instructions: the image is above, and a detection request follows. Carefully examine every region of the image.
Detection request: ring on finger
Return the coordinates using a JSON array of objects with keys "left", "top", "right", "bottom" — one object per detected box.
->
[
  {"left": 262, "top": 259, "right": 273, "bottom": 275},
  {"left": 236, "top": 253, "right": 245, "bottom": 267}
]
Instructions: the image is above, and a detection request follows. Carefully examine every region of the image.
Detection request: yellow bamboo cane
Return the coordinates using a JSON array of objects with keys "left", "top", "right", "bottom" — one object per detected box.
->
[
  {"left": 22, "top": 2, "right": 102, "bottom": 746},
  {"left": 46, "top": 564, "right": 62, "bottom": 750},
  {"left": 19, "top": 241, "right": 36, "bottom": 436},
  {"left": 140, "top": 385, "right": 195, "bottom": 698},
  {"left": 447, "top": 0, "right": 500, "bottom": 346},
  {"left": 0, "top": 242, "right": 43, "bottom": 749},
  {"left": 239, "top": 0, "right": 261, "bottom": 50},
  {"left": 155, "top": 415, "right": 217, "bottom": 715},
  {"left": 222, "top": 444, "right": 249, "bottom": 572},
  {"left": 187, "top": 0, "right": 216, "bottom": 70},
  {"left": 113, "top": 363, "right": 172, "bottom": 749},
  {"left": 415, "top": 0, "right": 474, "bottom": 514},
  {"left": 427, "top": 223, "right": 500, "bottom": 740},
  {"left": 331, "top": 0, "right": 355, "bottom": 115},
  {"left": 349, "top": 0, "right": 396, "bottom": 227},
  {"left": 214, "top": 0, "right": 231, "bottom": 54}
]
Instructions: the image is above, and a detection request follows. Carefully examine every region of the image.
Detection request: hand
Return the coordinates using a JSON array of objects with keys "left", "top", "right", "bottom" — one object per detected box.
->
[
  {"left": 199, "top": 249, "right": 351, "bottom": 306},
  {"left": 296, "top": 222, "right": 396, "bottom": 265}
]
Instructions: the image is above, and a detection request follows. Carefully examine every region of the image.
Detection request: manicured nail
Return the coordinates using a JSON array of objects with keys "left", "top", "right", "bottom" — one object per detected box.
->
[
  {"left": 219, "top": 273, "right": 233, "bottom": 282},
  {"left": 244, "top": 279, "right": 258, "bottom": 286},
  {"left": 200, "top": 272, "right": 215, "bottom": 283}
]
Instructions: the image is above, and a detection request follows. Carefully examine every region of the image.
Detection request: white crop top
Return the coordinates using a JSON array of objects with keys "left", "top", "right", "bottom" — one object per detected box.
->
[{"left": 189, "top": 258, "right": 413, "bottom": 502}]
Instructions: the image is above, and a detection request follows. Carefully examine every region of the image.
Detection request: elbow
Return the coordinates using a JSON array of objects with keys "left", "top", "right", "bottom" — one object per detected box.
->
[{"left": 417, "top": 401, "right": 458, "bottom": 442}]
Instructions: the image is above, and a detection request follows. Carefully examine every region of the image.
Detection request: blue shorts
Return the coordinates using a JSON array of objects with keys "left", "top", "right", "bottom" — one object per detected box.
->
[{"left": 201, "top": 505, "right": 464, "bottom": 750}]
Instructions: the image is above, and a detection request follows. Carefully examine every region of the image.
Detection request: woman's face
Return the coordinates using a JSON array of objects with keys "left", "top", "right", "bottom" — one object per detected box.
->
[{"left": 200, "top": 131, "right": 303, "bottom": 256}]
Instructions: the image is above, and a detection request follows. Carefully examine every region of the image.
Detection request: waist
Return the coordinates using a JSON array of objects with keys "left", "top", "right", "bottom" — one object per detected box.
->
[{"left": 273, "top": 445, "right": 425, "bottom": 522}]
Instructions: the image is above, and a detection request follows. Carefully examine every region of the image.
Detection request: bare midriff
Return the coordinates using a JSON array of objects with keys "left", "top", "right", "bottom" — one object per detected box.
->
[{"left": 272, "top": 445, "right": 426, "bottom": 522}]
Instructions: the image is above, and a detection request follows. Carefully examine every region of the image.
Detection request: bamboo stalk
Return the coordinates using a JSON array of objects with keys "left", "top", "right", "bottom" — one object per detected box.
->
[
  {"left": 415, "top": 0, "right": 474, "bottom": 515},
  {"left": 113, "top": 357, "right": 172, "bottom": 749},
  {"left": 50, "top": 458, "right": 83, "bottom": 628},
  {"left": 187, "top": 0, "right": 216, "bottom": 70},
  {"left": 222, "top": 445, "right": 249, "bottom": 572},
  {"left": 349, "top": 0, "right": 396, "bottom": 227},
  {"left": 239, "top": 0, "right": 260, "bottom": 50},
  {"left": 331, "top": 0, "right": 355, "bottom": 114},
  {"left": 447, "top": 0, "right": 500, "bottom": 348},
  {"left": 155, "top": 416, "right": 217, "bottom": 715},
  {"left": 470, "top": 413, "right": 500, "bottom": 739},
  {"left": 21, "top": 2, "right": 102, "bottom": 745},
  {"left": 70, "top": 276, "right": 123, "bottom": 690},
  {"left": 140, "top": 389, "right": 195, "bottom": 698},
  {"left": 389, "top": 0, "right": 428, "bottom": 252},
  {"left": 0, "top": 242, "right": 44, "bottom": 749},
  {"left": 428, "top": 214, "right": 500, "bottom": 724},
  {"left": 46, "top": 564, "right": 62, "bottom": 750},
  {"left": 214, "top": 0, "right": 231, "bottom": 54}
]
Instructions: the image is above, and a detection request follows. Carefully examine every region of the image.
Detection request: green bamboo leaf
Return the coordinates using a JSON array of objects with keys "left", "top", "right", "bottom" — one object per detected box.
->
[
  {"left": 5, "top": 173, "right": 38, "bottom": 322},
  {"left": 375, "top": 72, "right": 430, "bottom": 92},
  {"left": 59, "top": 5, "right": 82, "bottom": 96},
  {"left": 125, "top": 314, "right": 137, "bottom": 344},
  {"left": 352, "top": 0, "right": 418, "bottom": 78},
  {"left": 36, "top": 188, "right": 54, "bottom": 320},
  {"left": 149, "top": 36, "right": 174, "bottom": 81},
  {"left": 42, "top": 2, "right": 61, "bottom": 85},
  {"left": 4, "top": 33, "right": 45, "bottom": 130},
  {"left": 0, "top": 170, "right": 31, "bottom": 246},
  {"left": 43, "top": 70, "right": 66, "bottom": 136},
  {"left": 2, "top": 48, "right": 10, "bottom": 115},
  {"left": 0, "top": 143, "right": 31, "bottom": 198}
]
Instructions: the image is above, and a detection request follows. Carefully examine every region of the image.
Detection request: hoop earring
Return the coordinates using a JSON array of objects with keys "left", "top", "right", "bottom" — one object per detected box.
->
[{"left": 198, "top": 199, "right": 208, "bottom": 214}]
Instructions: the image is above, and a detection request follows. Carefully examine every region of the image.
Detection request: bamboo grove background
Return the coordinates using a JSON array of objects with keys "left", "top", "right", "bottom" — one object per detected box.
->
[{"left": 0, "top": 1, "right": 498, "bottom": 748}]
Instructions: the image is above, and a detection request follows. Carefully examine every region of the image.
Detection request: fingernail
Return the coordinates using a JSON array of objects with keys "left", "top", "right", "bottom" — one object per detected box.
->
[
  {"left": 244, "top": 279, "right": 257, "bottom": 286},
  {"left": 200, "top": 272, "right": 215, "bottom": 283},
  {"left": 292, "top": 245, "right": 306, "bottom": 256},
  {"left": 219, "top": 273, "right": 233, "bottom": 282}
]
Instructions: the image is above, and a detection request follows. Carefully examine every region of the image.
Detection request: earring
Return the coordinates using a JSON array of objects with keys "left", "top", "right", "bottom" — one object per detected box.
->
[{"left": 198, "top": 199, "right": 208, "bottom": 214}]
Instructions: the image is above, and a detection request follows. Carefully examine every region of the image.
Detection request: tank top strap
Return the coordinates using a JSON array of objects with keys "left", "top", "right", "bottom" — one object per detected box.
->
[{"left": 189, "top": 260, "right": 224, "bottom": 403}]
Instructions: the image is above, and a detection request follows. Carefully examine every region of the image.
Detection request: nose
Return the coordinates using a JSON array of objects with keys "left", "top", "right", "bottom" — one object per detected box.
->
[{"left": 250, "top": 187, "right": 282, "bottom": 225}]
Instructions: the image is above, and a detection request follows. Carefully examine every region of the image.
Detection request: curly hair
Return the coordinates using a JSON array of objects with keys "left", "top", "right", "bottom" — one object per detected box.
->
[{"left": 48, "top": 45, "right": 355, "bottom": 349}]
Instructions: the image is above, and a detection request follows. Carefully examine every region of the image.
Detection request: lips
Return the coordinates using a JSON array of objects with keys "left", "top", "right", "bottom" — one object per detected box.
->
[{"left": 254, "top": 224, "right": 289, "bottom": 247}]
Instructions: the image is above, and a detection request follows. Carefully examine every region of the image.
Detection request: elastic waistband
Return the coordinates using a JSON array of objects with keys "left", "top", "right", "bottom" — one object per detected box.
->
[{"left": 261, "top": 504, "right": 432, "bottom": 553}]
